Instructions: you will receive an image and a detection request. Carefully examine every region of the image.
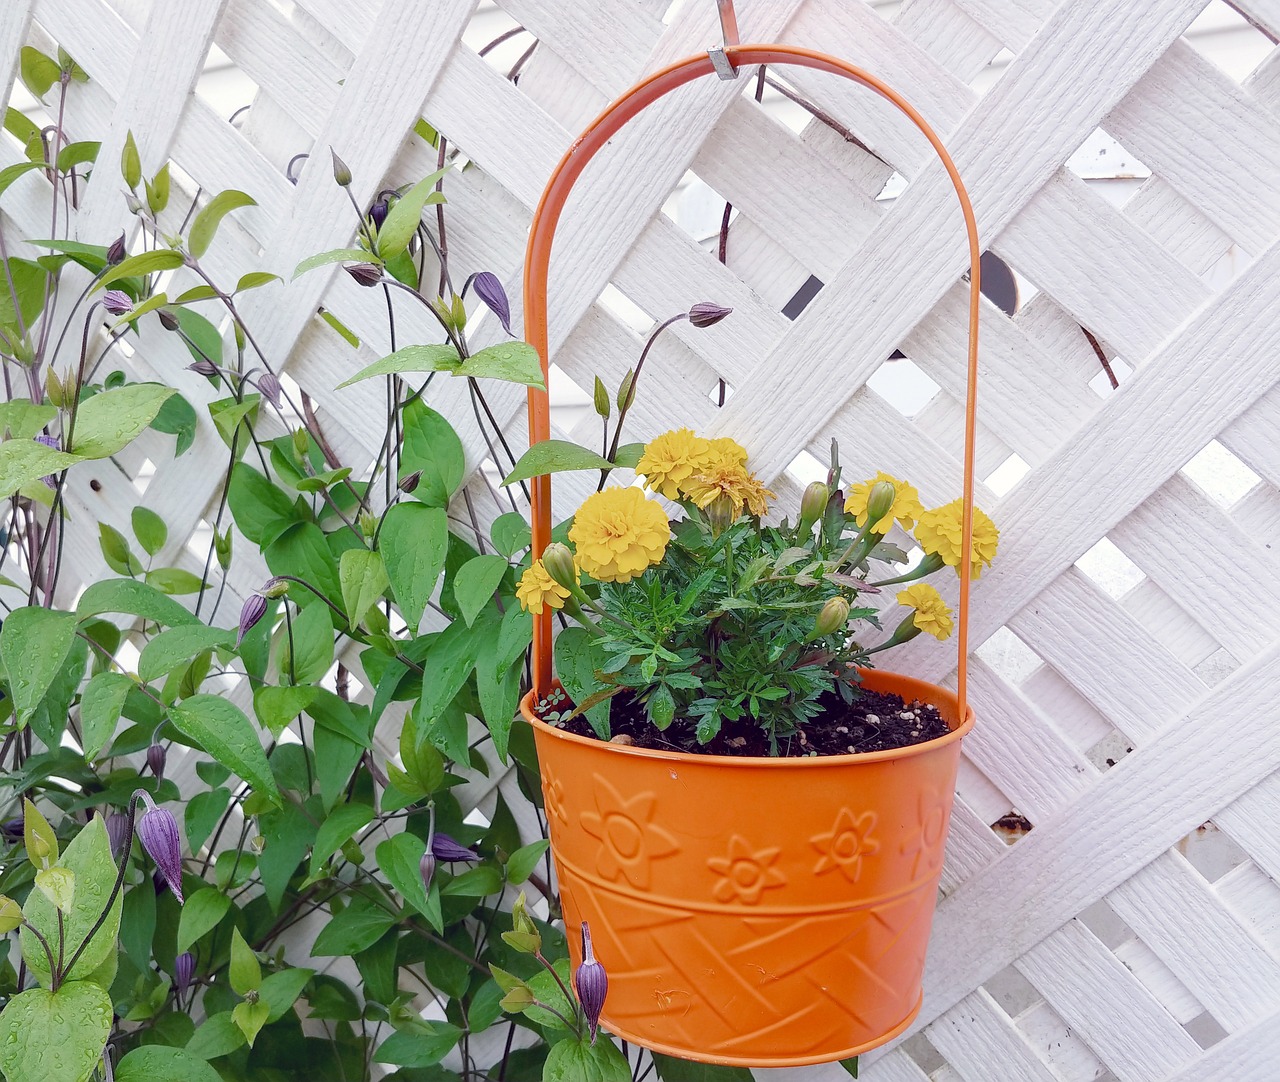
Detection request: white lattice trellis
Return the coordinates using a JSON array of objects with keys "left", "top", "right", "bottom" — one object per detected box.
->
[{"left": 3, "top": 0, "right": 1280, "bottom": 1079}]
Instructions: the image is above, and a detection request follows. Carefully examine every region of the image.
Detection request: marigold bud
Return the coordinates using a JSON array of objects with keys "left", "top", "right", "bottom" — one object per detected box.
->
[
  {"left": 574, "top": 922, "right": 608, "bottom": 1044},
  {"left": 798, "top": 481, "right": 829, "bottom": 534},
  {"left": 540, "top": 543, "right": 577, "bottom": 591},
  {"left": 706, "top": 495, "right": 734, "bottom": 536},
  {"left": 101, "top": 289, "right": 133, "bottom": 316},
  {"left": 135, "top": 791, "right": 184, "bottom": 904},
  {"left": 236, "top": 593, "right": 267, "bottom": 647},
  {"left": 106, "top": 232, "right": 127, "bottom": 266},
  {"left": 814, "top": 596, "right": 851, "bottom": 638},
  {"left": 865, "top": 481, "right": 896, "bottom": 531},
  {"left": 345, "top": 263, "right": 383, "bottom": 288},
  {"left": 687, "top": 301, "right": 733, "bottom": 328}
]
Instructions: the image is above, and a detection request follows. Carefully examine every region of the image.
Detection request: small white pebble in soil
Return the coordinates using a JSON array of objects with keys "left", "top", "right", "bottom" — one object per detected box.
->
[
  {"left": 847, "top": 745, "right": 856, "bottom": 753},
  {"left": 865, "top": 714, "right": 880, "bottom": 724},
  {"left": 836, "top": 725, "right": 849, "bottom": 733}
]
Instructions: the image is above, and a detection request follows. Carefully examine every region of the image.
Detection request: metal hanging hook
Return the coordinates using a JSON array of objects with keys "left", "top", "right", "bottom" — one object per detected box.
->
[{"left": 709, "top": 0, "right": 740, "bottom": 79}]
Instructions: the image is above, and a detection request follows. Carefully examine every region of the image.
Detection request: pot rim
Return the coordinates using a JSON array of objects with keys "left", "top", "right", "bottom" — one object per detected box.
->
[{"left": 521, "top": 666, "right": 975, "bottom": 769}]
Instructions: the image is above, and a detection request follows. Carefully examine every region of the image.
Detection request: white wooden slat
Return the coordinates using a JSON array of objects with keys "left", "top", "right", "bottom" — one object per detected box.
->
[
  {"left": 1213, "top": 770, "right": 1280, "bottom": 884},
  {"left": 1107, "top": 850, "right": 1280, "bottom": 1030},
  {"left": 860, "top": 1047, "right": 934, "bottom": 1082},
  {"left": 1016, "top": 919, "right": 1201, "bottom": 1082},
  {"left": 1216, "top": 860, "right": 1280, "bottom": 953},
  {"left": 1220, "top": 383, "right": 1280, "bottom": 487},
  {"left": 0, "top": 0, "right": 32, "bottom": 99},
  {"left": 1164, "top": 1005, "right": 1280, "bottom": 1082},
  {"left": 920, "top": 641, "right": 1280, "bottom": 1029},
  {"left": 893, "top": 0, "right": 1002, "bottom": 83},
  {"left": 926, "top": 988, "right": 1060, "bottom": 1082}
]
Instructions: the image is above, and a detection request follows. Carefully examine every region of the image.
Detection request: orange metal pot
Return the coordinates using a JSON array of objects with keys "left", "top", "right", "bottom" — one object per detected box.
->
[{"left": 522, "top": 669, "right": 974, "bottom": 1067}]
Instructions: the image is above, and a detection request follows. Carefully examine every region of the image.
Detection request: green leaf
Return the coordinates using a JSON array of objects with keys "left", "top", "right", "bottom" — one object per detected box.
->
[
  {"left": 21, "top": 818, "right": 120, "bottom": 985},
  {"left": 259, "top": 967, "right": 313, "bottom": 1022},
  {"left": 612, "top": 442, "right": 646, "bottom": 470},
  {"left": 233, "top": 271, "right": 279, "bottom": 293},
  {"left": 121, "top": 131, "right": 141, "bottom": 188},
  {"left": 144, "top": 567, "right": 205, "bottom": 595},
  {"left": 292, "top": 248, "right": 373, "bottom": 279},
  {"left": 555, "top": 626, "right": 610, "bottom": 738},
  {"left": 232, "top": 998, "right": 270, "bottom": 1048},
  {"left": 2, "top": 607, "right": 77, "bottom": 727},
  {"left": 208, "top": 393, "right": 260, "bottom": 448},
  {"left": 131, "top": 506, "right": 167, "bottom": 555},
  {"left": 169, "top": 695, "right": 282, "bottom": 806},
  {"left": 23, "top": 797, "right": 58, "bottom": 868},
  {"left": 377, "top": 167, "right": 449, "bottom": 257},
  {"left": 399, "top": 399, "right": 465, "bottom": 508},
  {"left": 375, "top": 832, "right": 435, "bottom": 925},
  {"left": 0, "top": 399, "right": 56, "bottom": 441},
  {"left": 185, "top": 787, "right": 231, "bottom": 853},
  {"left": 96, "top": 248, "right": 184, "bottom": 290},
  {"left": 505, "top": 840, "right": 550, "bottom": 885},
  {"left": 34, "top": 865, "right": 75, "bottom": 910},
  {"left": 0, "top": 160, "right": 41, "bottom": 200},
  {"left": 0, "top": 982, "right": 112, "bottom": 1082},
  {"left": 70, "top": 383, "right": 176, "bottom": 458},
  {"left": 229, "top": 926, "right": 262, "bottom": 995},
  {"left": 441, "top": 863, "right": 503, "bottom": 898},
  {"left": 174, "top": 306, "right": 223, "bottom": 369},
  {"left": 309, "top": 801, "right": 373, "bottom": 879},
  {"left": 453, "top": 554, "right": 507, "bottom": 627},
  {"left": 839, "top": 1056, "right": 860, "bottom": 1078},
  {"left": 77, "top": 577, "right": 201, "bottom": 626},
  {"left": 373, "top": 1022, "right": 463, "bottom": 1067},
  {"left": 99, "top": 522, "right": 142, "bottom": 576},
  {"left": 456, "top": 342, "right": 545, "bottom": 388},
  {"left": 253, "top": 684, "right": 317, "bottom": 739},
  {"left": 477, "top": 631, "right": 521, "bottom": 763},
  {"left": 55, "top": 140, "right": 100, "bottom": 173},
  {"left": 415, "top": 620, "right": 480, "bottom": 723},
  {"left": 174, "top": 888, "right": 230, "bottom": 955},
  {"left": 336, "top": 343, "right": 460, "bottom": 388},
  {"left": 108, "top": 289, "right": 169, "bottom": 332},
  {"left": 319, "top": 308, "right": 360, "bottom": 346},
  {"left": 379, "top": 502, "right": 446, "bottom": 629},
  {"left": 19, "top": 46, "right": 60, "bottom": 100},
  {"left": 339, "top": 547, "right": 389, "bottom": 627},
  {"left": 150, "top": 391, "right": 198, "bottom": 456},
  {"left": 139, "top": 625, "right": 233, "bottom": 682},
  {"left": 0, "top": 438, "right": 80, "bottom": 500},
  {"left": 650, "top": 1055, "right": 756, "bottom": 1081},
  {"left": 255, "top": 800, "right": 315, "bottom": 910},
  {"left": 543, "top": 1034, "right": 630, "bottom": 1082},
  {"left": 116, "top": 1045, "right": 223, "bottom": 1082},
  {"left": 502, "top": 440, "right": 613, "bottom": 486},
  {"left": 310, "top": 896, "right": 395, "bottom": 956},
  {"left": 228, "top": 462, "right": 299, "bottom": 546},
  {"left": 188, "top": 190, "right": 256, "bottom": 259},
  {"left": 264, "top": 522, "right": 342, "bottom": 619},
  {"left": 186, "top": 1012, "right": 245, "bottom": 1060},
  {"left": 281, "top": 598, "right": 334, "bottom": 685}
]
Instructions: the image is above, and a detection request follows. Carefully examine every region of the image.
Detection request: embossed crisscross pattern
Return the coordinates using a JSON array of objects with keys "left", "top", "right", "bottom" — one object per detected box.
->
[{"left": 3, "top": 0, "right": 1279, "bottom": 1078}]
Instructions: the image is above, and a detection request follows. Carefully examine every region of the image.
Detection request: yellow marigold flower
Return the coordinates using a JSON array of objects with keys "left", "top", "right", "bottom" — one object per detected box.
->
[
  {"left": 844, "top": 471, "right": 925, "bottom": 533},
  {"left": 681, "top": 460, "right": 774, "bottom": 518},
  {"left": 704, "top": 436, "right": 749, "bottom": 468},
  {"left": 569, "top": 487, "right": 670, "bottom": 583},
  {"left": 637, "top": 428, "right": 711, "bottom": 500},
  {"left": 914, "top": 498, "right": 999, "bottom": 578},
  {"left": 897, "top": 584, "right": 954, "bottom": 640},
  {"left": 516, "top": 559, "right": 572, "bottom": 615}
]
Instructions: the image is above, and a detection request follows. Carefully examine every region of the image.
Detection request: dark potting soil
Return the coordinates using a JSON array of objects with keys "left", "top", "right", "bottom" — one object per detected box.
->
[{"left": 546, "top": 685, "right": 951, "bottom": 758}]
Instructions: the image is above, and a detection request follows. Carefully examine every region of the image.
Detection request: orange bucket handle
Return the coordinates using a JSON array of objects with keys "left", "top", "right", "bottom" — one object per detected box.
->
[{"left": 523, "top": 44, "right": 981, "bottom": 720}]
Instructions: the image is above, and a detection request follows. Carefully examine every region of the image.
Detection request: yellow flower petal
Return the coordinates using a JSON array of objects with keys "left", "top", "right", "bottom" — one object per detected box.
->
[
  {"left": 844, "top": 471, "right": 924, "bottom": 533},
  {"left": 516, "top": 560, "right": 571, "bottom": 615},
  {"left": 637, "top": 429, "right": 711, "bottom": 501},
  {"left": 914, "top": 499, "right": 999, "bottom": 578},
  {"left": 569, "top": 487, "right": 670, "bottom": 583},
  {"left": 896, "top": 583, "right": 954, "bottom": 640}
]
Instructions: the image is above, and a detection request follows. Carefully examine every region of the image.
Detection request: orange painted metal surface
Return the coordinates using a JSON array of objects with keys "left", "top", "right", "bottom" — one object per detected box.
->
[
  {"left": 522, "top": 44, "right": 982, "bottom": 716},
  {"left": 522, "top": 670, "right": 975, "bottom": 1066}
]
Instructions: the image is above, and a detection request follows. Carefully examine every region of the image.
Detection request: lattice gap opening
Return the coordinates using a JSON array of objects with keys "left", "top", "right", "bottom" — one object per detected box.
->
[
  {"left": 1191, "top": 645, "right": 1242, "bottom": 686},
  {"left": 131, "top": 456, "right": 156, "bottom": 496},
  {"left": 975, "top": 625, "right": 1043, "bottom": 686},
  {"left": 985, "top": 451, "right": 1029, "bottom": 497},
  {"left": 1180, "top": 438, "right": 1262, "bottom": 508},
  {"left": 900, "top": 1027, "right": 948, "bottom": 1075},
  {"left": 195, "top": 43, "right": 258, "bottom": 119},
  {"left": 1184, "top": 1010, "right": 1229, "bottom": 1050},
  {"left": 1077, "top": 899, "right": 1136, "bottom": 950},
  {"left": 1086, "top": 728, "right": 1135, "bottom": 772},
  {"left": 465, "top": 4, "right": 534, "bottom": 79},
  {"left": 969, "top": 47, "right": 1016, "bottom": 95},
  {"left": 1183, "top": 0, "right": 1277, "bottom": 83},
  {"left": 1075, "top": 535, "right": 1145, "bottom": 600},
  {"left": 868, "top": 354, "right": 941, "bottom": 418},
  {"left": 984, "top": 963, "right": 1041, "bottom": 1018},
  {"left": 1113, "top": 935, "right": 1203, "bottom": 1024},
  {"left": 1066, "top": 127, "right": 1151, "bottom": 187},
  {"left": 991, "top": 808, "right": 1034, "bottom": 845},
  {"left": 662, "top": 170, "right": 729, "bottom": 250},
  {"left": 1088, "top": 354, "right": 1134, "bottom": 397},
  {"left": 1177, "top": 819, "right": 1251, "bottom": 882}
]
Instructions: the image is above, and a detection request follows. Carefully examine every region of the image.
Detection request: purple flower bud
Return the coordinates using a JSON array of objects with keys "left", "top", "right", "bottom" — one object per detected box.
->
[
  {"left": 135, "top": 791, "right": 184, "bottom": 904},
  {"left": 102, "top": 289, "right": 133, "bottom": 317},
  {"left": 33, "top": 434, "right": 61, "bottom": 489},
  {"left": 398, "top": 470, "right": 421, "bottom": 494},
  {"left": 106, "top": 232, "right": 127, "bottom": 266},
  {"left": 236, "top": 593, "right": 267, "bottom": 648},
  {"left": 0, "top": 818, "right": 23, "bottom": 840},
  {"left": 574, "top": 922, "right": 608, "bottom": 1044},
  {"left": 430, "top": 833, "right": 479, "bottom": 863},
  {"left": 345, "top": 263, "right": 383, "bottom": 288},
  {"left": 419, "top": 849, "right": 436, "bottom": 893},
  {"left": 368, "top": 199, "right": 388, "bottom": 233},
  {"left": 187, "top": 359, "right": 218, "bottom": 378},
  {"left": 172, "top": 950, "right": 195, "bottom": 997},
  {"left": 471, "top": 272, "right": 511, "bottom": 336},
  {"left": 257, "top": 371, "right": 282, "bottom": 409},
  {"left": 330, "top": 148, "right": 352, "bottom": 188},
  {"left": 106, "top": 811, "right": 131, "bottom": 859},
  {"left": 146, "top": 742, "right": 166, "bottom": 783},
  {"left": 687, "top": 301, "right": 733, "bottom": 328},
  {"left": 158, "top": 308, "right": 180, "bottom": 331}
]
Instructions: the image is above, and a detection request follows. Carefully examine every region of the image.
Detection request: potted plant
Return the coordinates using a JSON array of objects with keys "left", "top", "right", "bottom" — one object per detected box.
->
[{"left": 507, "top": 42, "right": 994, "bottom": 1070}]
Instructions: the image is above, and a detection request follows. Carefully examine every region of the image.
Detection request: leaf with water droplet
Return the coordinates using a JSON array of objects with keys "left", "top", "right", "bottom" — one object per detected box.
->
[
  {"left": 456, "top": 342, "right": 545, "bottom": 388},
  {"left": 0, "top": 981, "right": 112, "bottom": 1082}
]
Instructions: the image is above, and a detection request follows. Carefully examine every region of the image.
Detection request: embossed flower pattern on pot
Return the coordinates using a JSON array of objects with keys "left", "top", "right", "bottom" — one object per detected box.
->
[
  {"left": 812, "top": 808, "right": 879, "bottom": 883},
  {"left": 901, "top": 787, "right": 949, "bottom": 878},
  {"left": 543, "top": 773, "right": 569, "bottom": 831},
  {"left": 580, "top": 775, "right": 678, "bottom": 889},
  {"left": 707, "top": 835, "right": 786, "bottom": 904}
]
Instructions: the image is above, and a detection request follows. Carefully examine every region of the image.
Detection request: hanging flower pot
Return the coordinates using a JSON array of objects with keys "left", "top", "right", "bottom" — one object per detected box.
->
[
  {"left": 522, "top": 669, "right": 972, "bottom": 1066},
  {"left": 515, "top": 30, "right": 988, "bottom": 1070}
]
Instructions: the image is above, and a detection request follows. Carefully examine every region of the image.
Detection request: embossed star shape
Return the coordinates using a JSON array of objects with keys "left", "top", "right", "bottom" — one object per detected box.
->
[
  {"left": 707, "top": 835, "right": 786, "bottom": 904},
  {"left": 580, "top": 776, "right": 679, "bottom": 889},
  {"left": 812, "top": 808, "right": 879, "bottom": 883}
]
